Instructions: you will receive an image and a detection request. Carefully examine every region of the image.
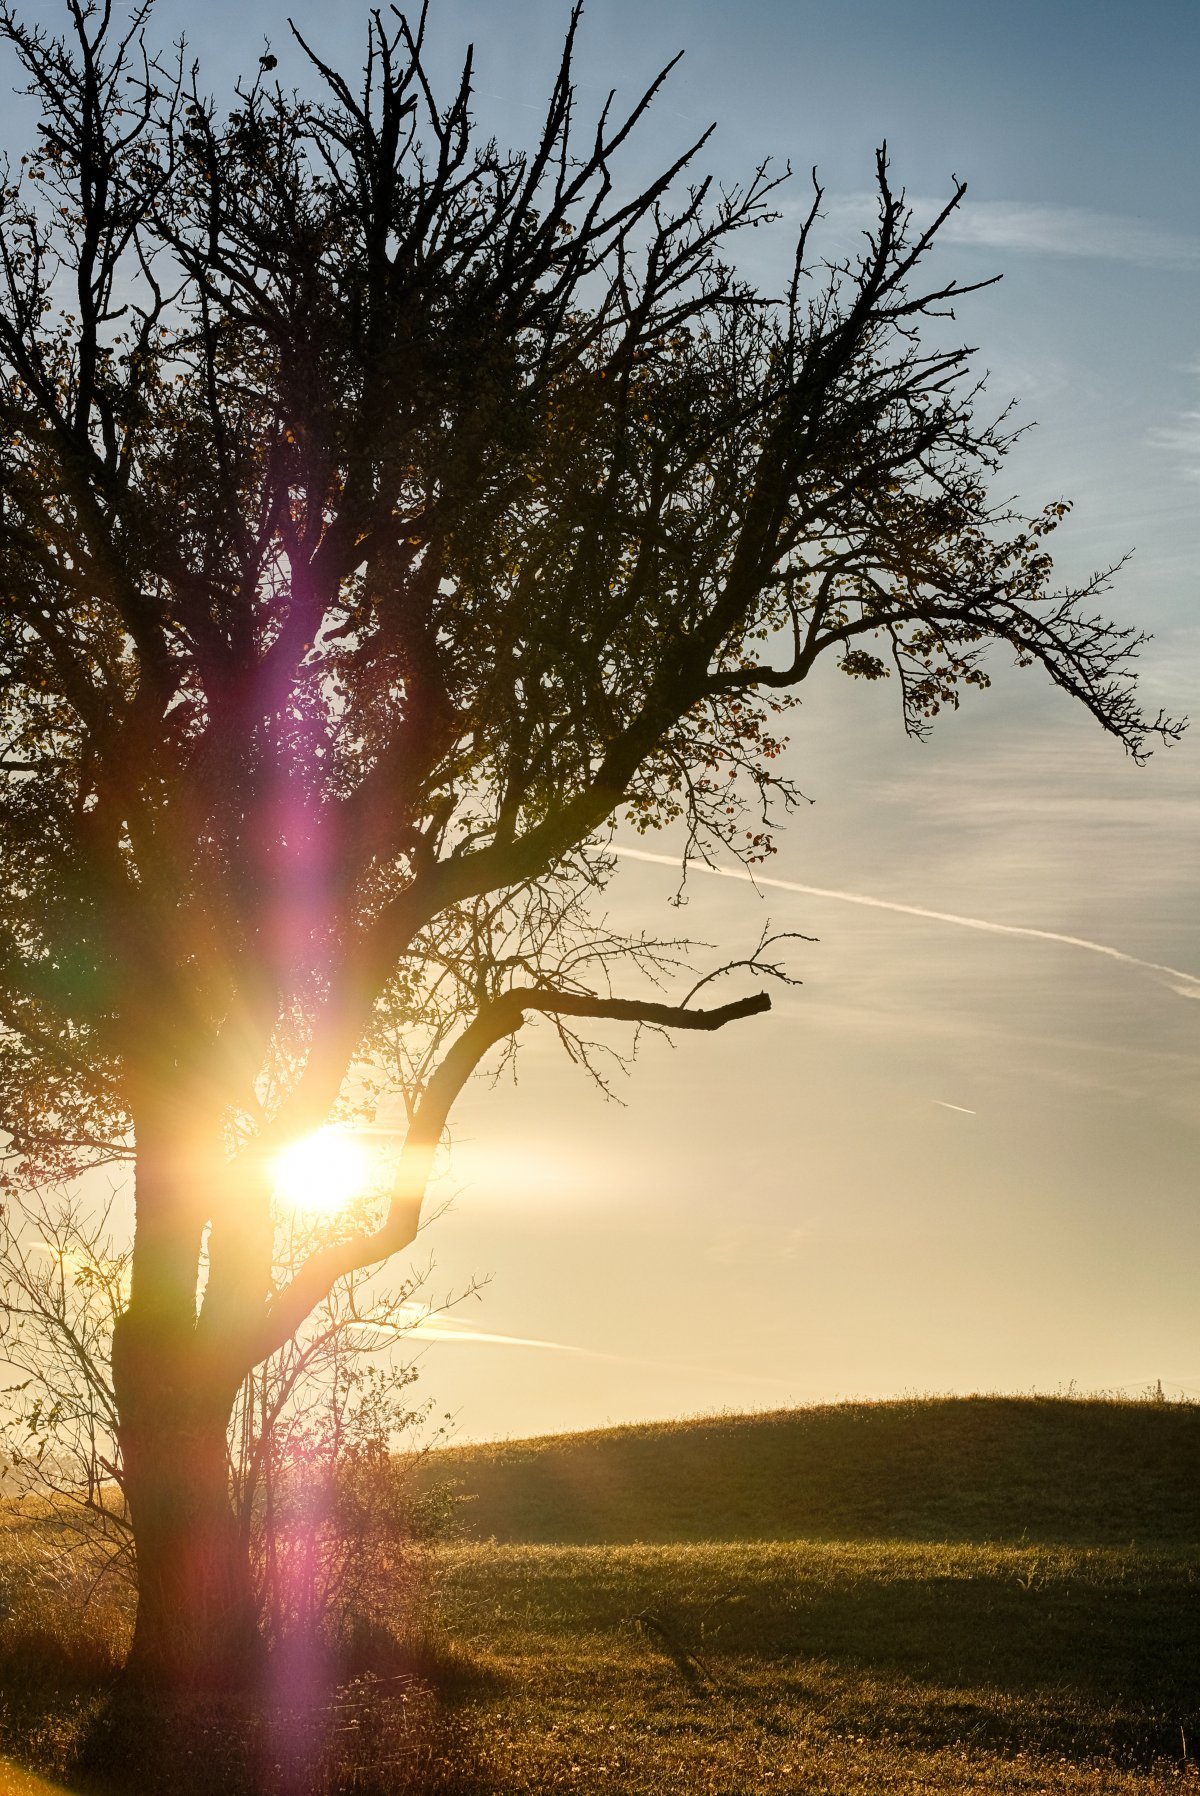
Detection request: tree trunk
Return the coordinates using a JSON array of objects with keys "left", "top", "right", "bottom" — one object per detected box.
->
[
  {"left": 115, "top": 1333, "right": 259, "bottom": 1690},
  {"left": 108, "top": 1103, "right": 264, "bottom": 1691}
]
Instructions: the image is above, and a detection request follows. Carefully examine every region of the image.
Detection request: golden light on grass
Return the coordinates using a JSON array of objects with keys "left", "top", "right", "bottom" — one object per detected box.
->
[
  {"left": 272, "top": 1127, "right": 373, "bottom": 1216},
  {"left": 0, "top": 1756, "right": 78, "bottom": 1794}
]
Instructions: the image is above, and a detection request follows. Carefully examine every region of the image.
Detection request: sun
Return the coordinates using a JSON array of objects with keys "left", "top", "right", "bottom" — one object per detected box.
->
[{"left": 272, "top": 1127, "right": 373, "bottom": 1216}]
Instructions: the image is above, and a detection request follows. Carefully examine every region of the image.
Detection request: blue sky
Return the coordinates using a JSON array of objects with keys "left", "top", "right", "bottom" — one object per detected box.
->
[
  {"left": 376, "top": 1, "right": 1198, "bottom": 1436},
  {"left": 10, "top": 0, "right": 1198, "bottom": 1436}
]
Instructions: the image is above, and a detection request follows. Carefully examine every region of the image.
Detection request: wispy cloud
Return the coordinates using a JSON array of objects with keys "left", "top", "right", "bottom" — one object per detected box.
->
[
  {"left": 610, "top": 845, "right": 1200, "bottom": 996},
  {"left": 1148, "top": 363, "right": 1200, "bottom": 481},
  {"left": 1154, "top": 414, "right": 1200, "bottom": 479},
  {"left": 399, "top": 1306, "right": 588, "bottom": 1354},
  {"left": 819, "top": 193, "right": 1199, "bottom": 268},
  {"left": 397, "top": 1304, "right": 794, "bottom": 1389},
  {"left": 939, "top": 201, "right": 1198, "bottom": 267}
]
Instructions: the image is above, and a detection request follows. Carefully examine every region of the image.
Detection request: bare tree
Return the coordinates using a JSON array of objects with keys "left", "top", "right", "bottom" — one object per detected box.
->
[
  {"left": 0, "top": 0, "right": 1178, "bottom": 1688},
  {"left": 0, "top": 1182, "right": 450, "bottom": 1650},
  {"left": 0, "top": 1188, "right": 133, "bottom": 1586}
]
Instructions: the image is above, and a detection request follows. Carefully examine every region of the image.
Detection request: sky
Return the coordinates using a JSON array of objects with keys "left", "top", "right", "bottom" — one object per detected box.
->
[{"left": 11, "top": 0, "right": 1200, "bottom": 1440}]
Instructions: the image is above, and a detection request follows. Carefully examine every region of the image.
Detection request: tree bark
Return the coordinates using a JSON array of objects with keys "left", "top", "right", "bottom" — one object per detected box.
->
[
  {"left": 112, "top": 1112, "right": 261, "bottom": 1692},
  {"left": 114, "top": 1324, "right": 258, "bottom": 1690}
]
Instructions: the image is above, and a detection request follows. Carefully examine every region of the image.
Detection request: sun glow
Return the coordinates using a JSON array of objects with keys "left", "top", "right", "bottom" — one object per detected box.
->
[{"left": 272, "top": 1128, "right": 373, "bottom": 1216}]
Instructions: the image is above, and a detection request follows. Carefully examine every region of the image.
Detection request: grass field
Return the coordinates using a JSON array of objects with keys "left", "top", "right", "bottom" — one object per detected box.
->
[
  {"left": 426, "top": 1395, "right": 1200, "bottom": 1547},
  {"left": 1, "top": 1396, "right": 1198, "bottom": 1793}
]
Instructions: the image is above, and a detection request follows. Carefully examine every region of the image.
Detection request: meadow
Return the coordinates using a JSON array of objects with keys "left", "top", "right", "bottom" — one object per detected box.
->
[{"left": 1, "top": 1396, "right": 1197, "bottom": 1794}]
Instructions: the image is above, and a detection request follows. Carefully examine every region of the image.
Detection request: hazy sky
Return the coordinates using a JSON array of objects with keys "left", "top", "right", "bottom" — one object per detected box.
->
[{"left": 14, "top": 1, "right": 1200, "bottom": 1438}]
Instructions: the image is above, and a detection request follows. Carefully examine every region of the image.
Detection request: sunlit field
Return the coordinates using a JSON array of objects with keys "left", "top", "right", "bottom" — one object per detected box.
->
[
  {"left": 427, "top": 1538, "right": 1197, "bottom": 1794},
  {"left": 1, "top": 1396, "right": 1197, "bottom": 1794}
]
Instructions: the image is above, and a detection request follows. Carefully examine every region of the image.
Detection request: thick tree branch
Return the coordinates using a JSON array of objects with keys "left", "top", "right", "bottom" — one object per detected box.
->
[{"left": 251, "top": 984, "right": 770, "bottom": 1364}]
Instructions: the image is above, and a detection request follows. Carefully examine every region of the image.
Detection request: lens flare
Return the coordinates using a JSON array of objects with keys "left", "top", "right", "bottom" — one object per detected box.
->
[{"left": 273, "top": 1128, "right": 372, "bottom": 1215}]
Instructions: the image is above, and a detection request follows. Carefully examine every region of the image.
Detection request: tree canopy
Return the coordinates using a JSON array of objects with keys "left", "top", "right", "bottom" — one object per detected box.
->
[{"left": 0, "top": 0, "right": 1180, "bottom": 1680}]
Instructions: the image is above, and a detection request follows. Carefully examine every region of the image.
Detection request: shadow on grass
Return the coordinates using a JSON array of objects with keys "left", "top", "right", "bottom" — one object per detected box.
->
[
  {"left": 640, "top": 1573, "right": 1200, "bottom": 1768},
  {"left": 4, "top": 1528, "right": 1197, "bottom": 1787},
  {"left": 435, "top": 1398, "right": 1200, "bottom": 1550},
  {"left": 0, "top": 1617, "right": 500, "bottom": 1796},
  {"left": 445, "top": 1542, "right": 1200, "bottom": 1771}
]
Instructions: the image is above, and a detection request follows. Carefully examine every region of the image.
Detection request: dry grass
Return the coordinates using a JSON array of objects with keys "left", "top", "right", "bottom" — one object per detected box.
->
[
  {"left": 419, "top": 1536, "right": 1199, "bottom": 1793},
  {"left": 0, "top": 1501, "right": 132, "bottom": 1786},
  {"left": 1, "top": 1397, "right": 1198, "bottom": 1793},
  {"left": 422, "top": 1394, "right": 1200, "bottom": 1548}
]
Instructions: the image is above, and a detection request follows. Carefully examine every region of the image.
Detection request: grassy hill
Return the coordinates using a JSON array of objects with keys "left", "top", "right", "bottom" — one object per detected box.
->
[
  {"left": 4, "top": 1397, "right": 1199, "bottom": 1794},
  {"left": 426, "top": 1394, "right": 1200, "bottom": 1548},
  {"left": 405, "top": 1398, "right": 1200, "bottom": 1791}
]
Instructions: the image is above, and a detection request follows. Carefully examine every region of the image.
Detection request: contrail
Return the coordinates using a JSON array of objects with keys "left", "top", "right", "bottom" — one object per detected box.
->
[
  {"left": 934, "top": 1100, "right": 977, "bottom": 1116},
  {"left": 609, "top": 843, "right": 1200, "bottom": 993},
  {"left": 407, "top": 1315, "right": 591, "bottom": 1354},
  {"left": 402, "top": 1309, "right": 794, "bottom": 1387}
]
